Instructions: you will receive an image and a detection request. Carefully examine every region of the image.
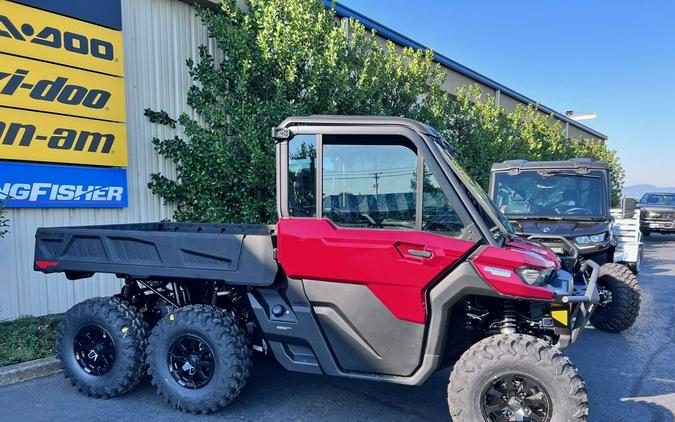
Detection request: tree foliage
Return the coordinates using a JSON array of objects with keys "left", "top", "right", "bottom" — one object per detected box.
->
[
  {"left": 146, "top": 0, "right": 624, "bottom": 223},
  {"left": 445, "top": 85, "right": 624, "bottom": 204}
]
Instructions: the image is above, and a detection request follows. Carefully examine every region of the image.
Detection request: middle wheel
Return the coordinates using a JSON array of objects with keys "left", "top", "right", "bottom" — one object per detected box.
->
[{"left": 146, "top": 304, "right": 251, "bottom": 414}]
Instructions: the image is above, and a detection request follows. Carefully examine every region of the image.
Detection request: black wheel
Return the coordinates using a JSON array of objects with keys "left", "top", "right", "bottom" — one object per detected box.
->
[
  {"left": 448, "top": 334, "right": 589, "bottom": 422},
  {"left": 147, "top": 305, "right": 251, "bottom": 414},
  {"left": 58, "top": 297, "right": 148, "bottom": 398},
  {"left": 640, "top": 229, "right": 650, "bottom": 237},
  {"left": 590, "top": 263, "right": 640, "bottom": 332}
]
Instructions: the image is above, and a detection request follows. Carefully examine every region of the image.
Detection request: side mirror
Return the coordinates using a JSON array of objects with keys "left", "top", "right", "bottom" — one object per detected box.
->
[{"left": 622, "top": 197, "right": 637, "bottom": 218}]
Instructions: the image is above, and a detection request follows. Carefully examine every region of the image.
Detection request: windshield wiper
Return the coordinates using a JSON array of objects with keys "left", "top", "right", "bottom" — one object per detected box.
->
[
  {"left": 536, "top": 170, "right": 601, "bottom": 179},
  {"left": 506, "top": 216, "right": 564, "bottom": 221}
]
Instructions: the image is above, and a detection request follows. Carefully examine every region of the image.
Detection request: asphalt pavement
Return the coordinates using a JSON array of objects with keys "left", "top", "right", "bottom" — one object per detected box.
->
[{"left": 1, "top": 235, "right": 674, "bottom": 421}]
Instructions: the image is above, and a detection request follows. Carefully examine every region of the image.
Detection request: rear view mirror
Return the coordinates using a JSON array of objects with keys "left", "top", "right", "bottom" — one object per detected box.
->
[{"left": 622, "top": 197, "right": 636, "bottom": 218}]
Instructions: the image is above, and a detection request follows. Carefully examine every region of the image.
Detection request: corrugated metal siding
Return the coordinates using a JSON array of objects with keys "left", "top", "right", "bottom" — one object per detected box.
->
[{"left": 0, "top": 0, "right": 218, "bottom": 320}]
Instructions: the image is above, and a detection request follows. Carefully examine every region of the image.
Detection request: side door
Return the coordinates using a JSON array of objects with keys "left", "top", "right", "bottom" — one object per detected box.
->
[{"left": 277, "top": 129, "right": 479, "bottom": 376}]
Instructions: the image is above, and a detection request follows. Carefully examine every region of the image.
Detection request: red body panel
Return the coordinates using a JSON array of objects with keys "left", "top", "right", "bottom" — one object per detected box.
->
[
  {"left": 504, "top": 236, "right": 561, "bottom": 269},
  {"left": 471, "top": 243, "right": 556, "bottom": 300},
  {"left": 277, "top": 218, "right": 476, "bottom": 324}
]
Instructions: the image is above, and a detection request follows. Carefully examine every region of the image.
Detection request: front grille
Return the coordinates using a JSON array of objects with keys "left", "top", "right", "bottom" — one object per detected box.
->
[{"left": 642, "top": 210, "right": 675, "bottom": 221}]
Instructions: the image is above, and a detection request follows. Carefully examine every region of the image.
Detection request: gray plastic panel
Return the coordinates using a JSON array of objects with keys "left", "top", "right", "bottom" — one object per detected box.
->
[
  {"left": 303, "top": 280, "right": 424, "bottom": 377},
  {"left": 34, "top": 223, "right": 277, "bottom": 286}
]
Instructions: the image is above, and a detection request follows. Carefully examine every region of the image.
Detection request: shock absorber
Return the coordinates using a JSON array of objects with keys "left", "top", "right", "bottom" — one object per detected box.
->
[{"left": 500, "top": 301, "right": 517, "bottom": 334}]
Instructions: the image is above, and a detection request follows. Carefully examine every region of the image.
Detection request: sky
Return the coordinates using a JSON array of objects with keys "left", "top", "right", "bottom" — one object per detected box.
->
[{"left": 340, "top": 0, "right": 675, "bottom": 187}]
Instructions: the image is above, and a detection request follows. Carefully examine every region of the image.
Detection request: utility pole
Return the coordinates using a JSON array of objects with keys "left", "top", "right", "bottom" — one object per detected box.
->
[{"left": 371, "top": 172, "right": 382, "bottom": 197}]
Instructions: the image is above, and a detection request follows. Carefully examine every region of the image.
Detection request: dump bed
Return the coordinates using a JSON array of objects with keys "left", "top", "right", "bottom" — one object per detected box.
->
[{"left": 34, "top": 222, "right": 277, "bottom": 286}]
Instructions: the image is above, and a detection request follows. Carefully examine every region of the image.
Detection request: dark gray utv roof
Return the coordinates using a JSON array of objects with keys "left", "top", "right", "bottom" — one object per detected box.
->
[
  {"left": 277, "top": 115, "right": 439, "bottom": 137},
  {"left": 491, "top": 158, "right": 609, "bottom": 172}
]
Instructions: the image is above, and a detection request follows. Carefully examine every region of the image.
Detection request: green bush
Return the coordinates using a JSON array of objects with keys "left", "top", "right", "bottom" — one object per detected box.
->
[
  {"left": 0, "top": 315, "right": 62, "bottom": 366},
  {"left": 146, "top": 0, "right": 624, "bottom": 223},
  {"left": 446, "top": 85, "right": 624, "bottom": 205}
]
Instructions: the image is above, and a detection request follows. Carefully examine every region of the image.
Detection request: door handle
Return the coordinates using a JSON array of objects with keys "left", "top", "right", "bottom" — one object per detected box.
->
[{"left": 407, "top": 249, "right": 432, "bottom": 258}]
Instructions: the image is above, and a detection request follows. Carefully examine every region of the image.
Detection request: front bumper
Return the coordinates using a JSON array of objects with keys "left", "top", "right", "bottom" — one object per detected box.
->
[
  {"left": 641, "top": 220, "right": 675, "bottom": 232},
  {"left": 526, "top": 234, "right": 612, "bottom": 270},
  {"left": 545, "top": 260, "right": 600, "bottom": 348}
]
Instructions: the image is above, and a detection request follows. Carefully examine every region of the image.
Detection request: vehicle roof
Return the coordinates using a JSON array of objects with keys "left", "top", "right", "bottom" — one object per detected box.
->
[
  {"left": 491, "top": 158, "right": 609, "bottom": 172},
  {"left": 277, "top": 115, "right": 439, "bottom": 137}
]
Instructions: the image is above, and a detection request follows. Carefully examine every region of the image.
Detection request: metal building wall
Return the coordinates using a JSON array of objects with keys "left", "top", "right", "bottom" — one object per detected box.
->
[{"left": 0, "top": 0, "right": 217, "bottom": 320}]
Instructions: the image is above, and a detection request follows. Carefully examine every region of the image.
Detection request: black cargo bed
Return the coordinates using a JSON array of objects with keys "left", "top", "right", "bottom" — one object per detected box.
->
[{"left": 34, "top": 222, "right": 277, "bottom": 286}]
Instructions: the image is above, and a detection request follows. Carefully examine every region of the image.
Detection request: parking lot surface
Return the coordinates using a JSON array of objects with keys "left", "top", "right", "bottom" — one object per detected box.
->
[{"left": 1, "top": 235, "right": 674, "bottom": 421}]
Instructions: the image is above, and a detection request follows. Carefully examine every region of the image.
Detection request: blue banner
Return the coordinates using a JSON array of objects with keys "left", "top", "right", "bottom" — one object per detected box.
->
[
  {"left": 0, "top": 161, "right": 127, "bottom": 208},
  {"left": 10, "top": 0, "right": 123, "bottom": 30}
]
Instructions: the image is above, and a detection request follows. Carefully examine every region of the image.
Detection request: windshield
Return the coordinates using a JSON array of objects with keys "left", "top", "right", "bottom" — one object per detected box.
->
[
  {"left": 492, "top": 170, "right": 608, "bottom": 219},
  {"left": 433, "top": 137, "right": 516, "bottom": 239},
  {"left": 640, "top": 193, "right": 675, "bottom": 205}
]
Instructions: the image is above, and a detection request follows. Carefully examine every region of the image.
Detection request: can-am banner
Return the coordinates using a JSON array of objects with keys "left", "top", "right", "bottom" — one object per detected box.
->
[{"left": 0, "top": 161, "right": 127, "bottom": 208}]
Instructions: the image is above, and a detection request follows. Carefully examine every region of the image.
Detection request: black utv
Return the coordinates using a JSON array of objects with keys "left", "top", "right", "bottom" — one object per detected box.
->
[{"left": 489, "top": 158, "right": 640, "bottom": 333}]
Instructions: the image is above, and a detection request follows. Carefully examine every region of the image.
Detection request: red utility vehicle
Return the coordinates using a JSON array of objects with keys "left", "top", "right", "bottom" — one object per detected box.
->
[{"left": 35, "top": 116, "right": 598, "bottom": 421}]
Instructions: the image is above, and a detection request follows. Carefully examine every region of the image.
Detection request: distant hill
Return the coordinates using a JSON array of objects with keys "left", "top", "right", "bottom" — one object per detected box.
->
[{"left": 624, "top": 184, "right": 675, "bottom": 200}]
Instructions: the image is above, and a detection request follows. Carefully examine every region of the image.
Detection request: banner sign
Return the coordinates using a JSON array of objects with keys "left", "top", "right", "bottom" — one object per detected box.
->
[
  {"left": 0, "top": 0, "right": 124, "bottom": 76},
  {"left": 0, "top": 53, "right": 125, "bottom": 122},
  {"left": 0, "top": 107, "right": 127, "bottom": 166},
  {"left": 0, "top": 161, "right": 128, "bottom": 208},
  {"left": 9, "top": 0, "right": 122, "bottom": 31}
]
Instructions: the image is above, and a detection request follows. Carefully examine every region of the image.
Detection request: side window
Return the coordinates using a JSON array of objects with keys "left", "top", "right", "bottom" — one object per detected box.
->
[
  {"left": 322, "top": 139, "right": 417, "bottom": 229},
  {"left": 288, "top": 135, "right": 317, "bottom": 217},
  {"left": 422, "top": 165, "right": 466, "bottom": 237}
]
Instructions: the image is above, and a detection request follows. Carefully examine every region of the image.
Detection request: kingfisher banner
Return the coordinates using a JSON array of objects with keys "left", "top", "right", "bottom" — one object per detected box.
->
[{"left": 0, "top": 161, "right": 128, "bottom": 208}]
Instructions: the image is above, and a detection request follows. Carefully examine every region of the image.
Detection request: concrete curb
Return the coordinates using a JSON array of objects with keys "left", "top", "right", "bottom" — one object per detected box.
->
[{"left": 0, "top": 357, "right": 62, "bottom": 388}]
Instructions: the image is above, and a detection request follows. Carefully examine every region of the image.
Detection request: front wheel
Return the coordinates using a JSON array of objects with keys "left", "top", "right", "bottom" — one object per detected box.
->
[
  {"left": 589, "top": 263, "right": 640, "bottom": 332},
  {"left": 448, "top": 334, "right": 589, "bottom": 422},
  {"left": 146, "top": 305, "right": 251, "bottom": 414}
]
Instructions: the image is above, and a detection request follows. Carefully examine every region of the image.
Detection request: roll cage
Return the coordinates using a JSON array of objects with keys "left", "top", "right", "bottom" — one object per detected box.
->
[{"left": 273, "top": 115, "right": 509, "bottom": 246}]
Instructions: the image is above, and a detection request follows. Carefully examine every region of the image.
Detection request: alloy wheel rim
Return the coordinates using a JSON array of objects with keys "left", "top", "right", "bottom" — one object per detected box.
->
[
  {"left": 596, "top": 281, "right": 614, "bottom": 314},
  {"left": 74, "top": 324, "right": 116, "bottom": 375},
  {"left": 480, "top": 373, "right": 552, "bottom": 422},
  {"left": 167, "top": 334, "right": 215, "bottom": 389}
]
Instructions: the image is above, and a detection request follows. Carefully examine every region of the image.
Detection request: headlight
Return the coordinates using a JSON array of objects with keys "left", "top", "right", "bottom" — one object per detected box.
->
[
  {"left": 589, "top": 233, "right": 606, "bottom": 242},
  {"left": 648, "top": 211, "right": 661, "bottom": 218},
  {"left": 575, "top": 235, "right": 590, "bottom": 245},
  {"left": 515, "top": 267, "right": 551, "bottom": 285},
  {"left": 575, "top": 232, "right": 606, "bottom": 245}
]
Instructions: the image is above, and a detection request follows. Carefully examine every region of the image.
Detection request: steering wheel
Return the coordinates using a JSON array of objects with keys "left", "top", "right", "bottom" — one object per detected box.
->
[
  {"left": 563, "top": 207, "right": 593, "bottom": 215},
  {"left": 359, "top": 213, "right": 383, "bottom": 228}
]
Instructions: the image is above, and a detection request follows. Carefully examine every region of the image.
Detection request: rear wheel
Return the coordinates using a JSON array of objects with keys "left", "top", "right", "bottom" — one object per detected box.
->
[
  {"left": 448, "top": 334, "right": 589, "bottom": 422},
  {"left": 146, "top": 305, "right": 251, "bottom": 414},
  {"left": 590, "top": 263, "right": 640, "bottom": 332},
  {"left": 58, "top": 297, "right": 147, "bottom": 398}
]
